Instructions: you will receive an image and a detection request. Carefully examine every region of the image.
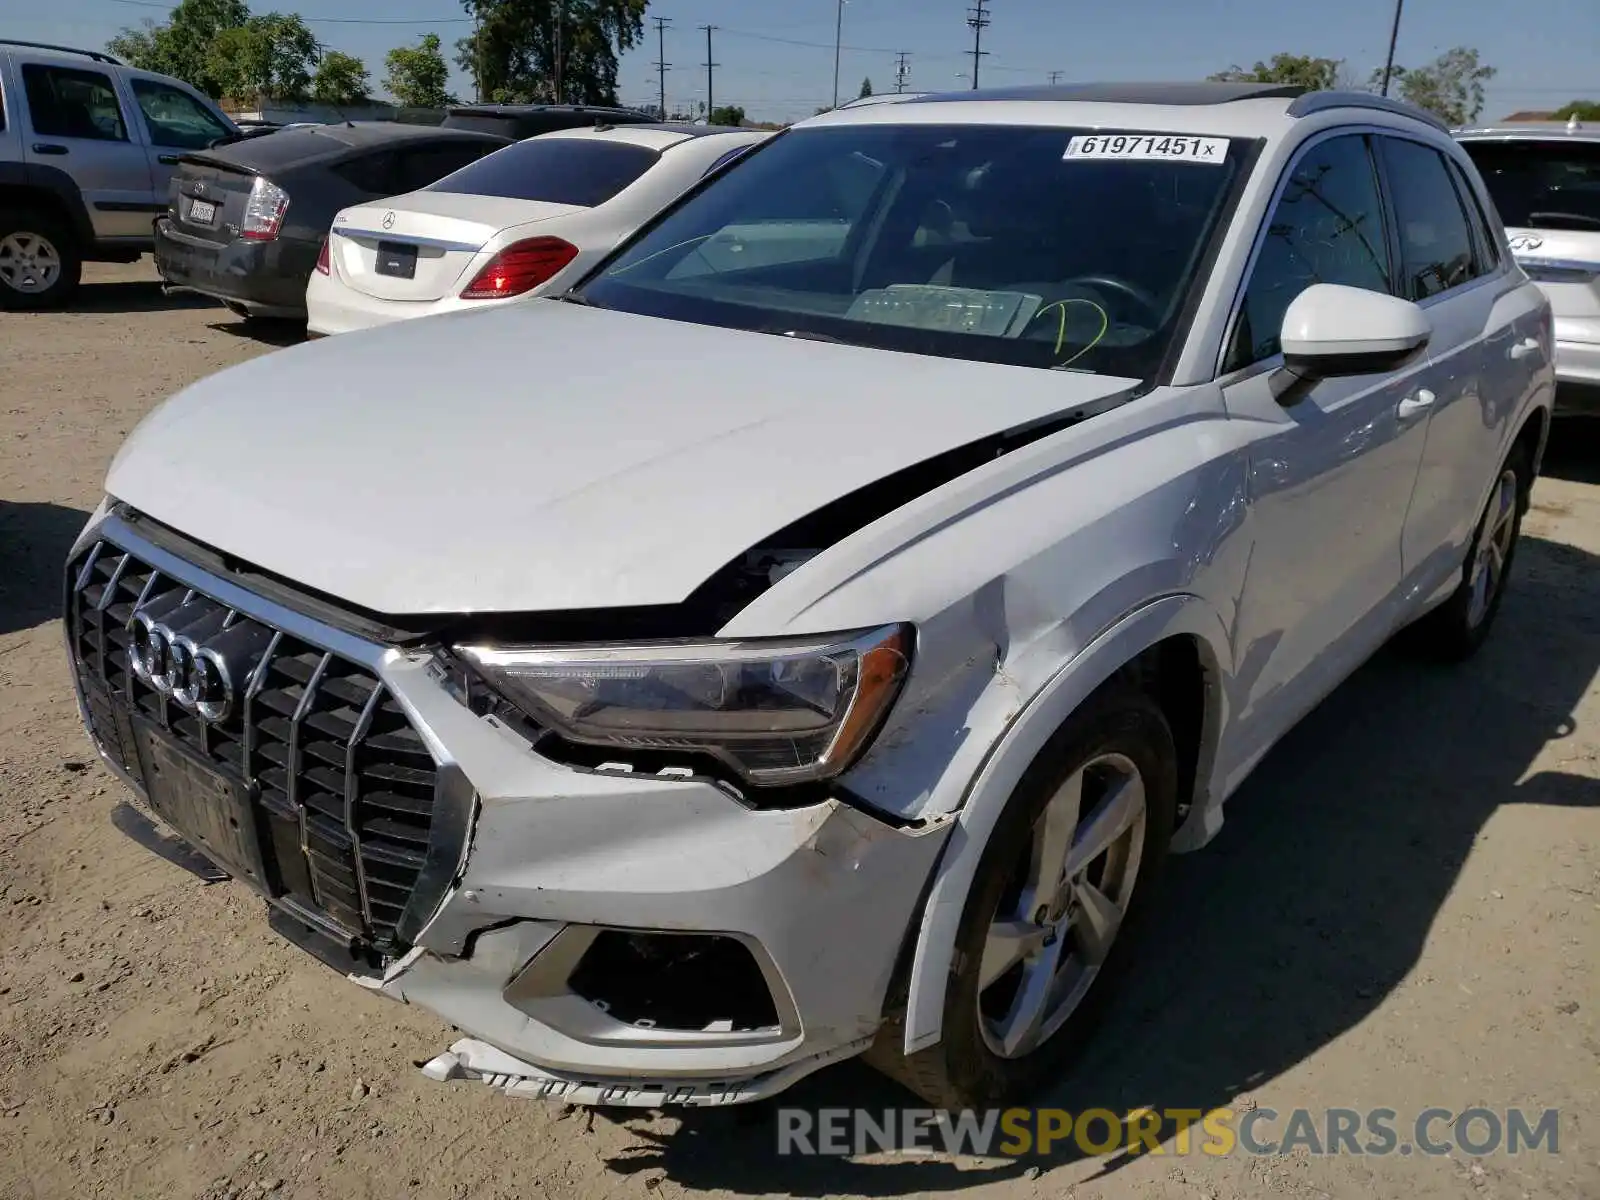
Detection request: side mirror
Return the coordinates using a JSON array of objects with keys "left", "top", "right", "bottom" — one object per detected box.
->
[{"left": 1279, "top": 283, "right": 1431, "bottom": 381}]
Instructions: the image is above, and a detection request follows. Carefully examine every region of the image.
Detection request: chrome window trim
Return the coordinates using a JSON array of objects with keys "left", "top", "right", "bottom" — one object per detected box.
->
[{"left": 1213, "top": 123, "right": 1510, "bottom": 381}]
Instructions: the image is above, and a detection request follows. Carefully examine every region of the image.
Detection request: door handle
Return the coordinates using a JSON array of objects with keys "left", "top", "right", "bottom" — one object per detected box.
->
[
  {"left": 1509, "top": 337, "right": 1540, "bottom": 360},
  {"left": 1397, "top": 389, "right": 1436, "bottom": 422},
  {"left": 157, "top": 153, "right": 181, "bottom": 165},
  {"left": 31, "top": 142, "right": 68, "bottom": 155}
]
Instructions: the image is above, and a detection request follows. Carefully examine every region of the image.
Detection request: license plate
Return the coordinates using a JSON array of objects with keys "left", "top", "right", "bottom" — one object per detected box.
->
[
  {"left": 133, "top": 723, "right": 270, "bottom": 892},
  {"left": 376, "top": 240, "right": 418, "bottom": 280},
  {"left": 187, "top": 197, "right": 217, "bottom": 225}
]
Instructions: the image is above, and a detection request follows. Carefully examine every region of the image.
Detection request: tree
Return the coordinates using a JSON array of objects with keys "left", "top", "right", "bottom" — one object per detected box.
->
[
  {"left": 858, "top": 76, "right": 873, "bottom": 99},
  {"left": 1552, "top": 100, "right": 1600, "bottom": 122},
  {"left": 1209, "top": 53, "right": 1342, "bottom": 91},
  {"left": 708, "top": 104, "right": 745, "bottom": 127},
  {"left": 1373, "top": 47, "right": 1496, "bottom": 126},
  {"left": 312, "top": 50, "right": 369, "bottom": 106},
  {"left": 455, "top": 0, "right": 649, "bottom": 105},
  {"left": 107, "top": 0, "right": 251, "bottom": 97},
  {"left": 208, "top": 12, "right": 320, "bottom": 104},
  {"left": 384, "top": 33, "right": 455, "bottom": 108}
]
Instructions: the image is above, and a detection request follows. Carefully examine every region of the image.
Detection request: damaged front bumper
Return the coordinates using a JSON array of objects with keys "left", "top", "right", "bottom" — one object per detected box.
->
[
  {"left": 373, "top": 650, "right": 950, "bottom": 1093},
  {"left": 69, "top": 511, "right": 951, "bottom": 1105}
]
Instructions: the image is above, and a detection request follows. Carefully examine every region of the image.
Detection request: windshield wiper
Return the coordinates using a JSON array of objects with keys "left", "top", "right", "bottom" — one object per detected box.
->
[
  {"left": 771, "top": 328, "right": 855, "bottom": 345},
  {"left": 551, "top": 291, "right": 603, "bottom": 308}
]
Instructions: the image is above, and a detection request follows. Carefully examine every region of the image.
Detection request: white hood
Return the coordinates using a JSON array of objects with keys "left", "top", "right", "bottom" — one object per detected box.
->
[{"left": 106, "top": 302, "right": 1134, "bottom": 615}]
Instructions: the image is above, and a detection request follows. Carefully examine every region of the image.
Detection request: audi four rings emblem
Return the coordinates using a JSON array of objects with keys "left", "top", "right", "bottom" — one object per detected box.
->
[{"left": 126, "top": 600, "right": 266, "bottom": 725}]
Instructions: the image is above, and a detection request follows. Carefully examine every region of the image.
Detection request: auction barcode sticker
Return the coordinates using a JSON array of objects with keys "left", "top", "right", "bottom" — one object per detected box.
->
[{"left": 1063, "top": 134, "right": 1229, "bottom": 164}]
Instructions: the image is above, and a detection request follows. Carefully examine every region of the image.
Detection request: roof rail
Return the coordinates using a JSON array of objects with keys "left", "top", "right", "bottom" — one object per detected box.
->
[
  {"left": 1286, "top": 90, "right": 1449, "bottom": 133},
  {"left": 0, "top": 39, "right": 123, "bottom": 65}
]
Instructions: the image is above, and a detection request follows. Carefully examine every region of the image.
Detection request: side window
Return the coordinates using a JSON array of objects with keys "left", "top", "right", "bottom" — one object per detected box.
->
[
  {"left": 331, "top": 151, "right": 399, "bottom": 196},
  {"left": 22, "top": 64, "right": 128, "bottom": 141},
  {"left": 394, "top": 142, "right": 497, "bottom": 192},
  {"left": 1446, "top": 156, "right": 1502, "bottom": 270},
  {"left": 1377, "top": 137, "right": 1483, "bottom": 301},
  {"left": 1227, "top": 134, "right": 1392, "bottom": 371},
  {"left": 130, "top": 78, "right": 231, "bottom": 151}
]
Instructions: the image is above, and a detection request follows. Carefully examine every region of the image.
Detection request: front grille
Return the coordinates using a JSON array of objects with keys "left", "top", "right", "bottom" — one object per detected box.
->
[{"left": 68, "top": 540, "right": 444, "bottom": 955}]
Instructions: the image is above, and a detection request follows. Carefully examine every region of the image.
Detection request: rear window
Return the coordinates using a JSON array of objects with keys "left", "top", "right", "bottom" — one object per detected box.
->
[
  {"left": 1459, "top": 139, "right": 1600, "bottom": 232},
  {"left": 427, "top": 138, "right": 660, "bottom": 207}
]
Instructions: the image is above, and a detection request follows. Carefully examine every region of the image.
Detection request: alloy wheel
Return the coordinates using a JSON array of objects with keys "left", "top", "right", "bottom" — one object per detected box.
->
[
  {"left": 1467, "top": 469, "right": 1518, "bottom": 629},
  {"left": 977, "top": 751, "right": 1147, "bottom": 1059},
  {"left": 0, "top": 231, "right": 63, "bottom": 295}
]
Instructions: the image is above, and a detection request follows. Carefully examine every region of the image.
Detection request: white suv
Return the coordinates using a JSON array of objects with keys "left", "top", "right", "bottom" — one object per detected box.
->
[{"left": 67, "top": 82, "right": 1553, "bottom": 1109}]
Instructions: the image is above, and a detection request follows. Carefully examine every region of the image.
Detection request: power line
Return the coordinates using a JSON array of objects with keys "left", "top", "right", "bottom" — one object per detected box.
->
[
  {"left": 894, "top": 51, "right": 911, "bottom": 93},
  {"left": 653, "top": 15, "right": 671, "bottom": 120},
  {"left": 701, "top": 24, "right": 718, "bottom": 116},
  {"left": 966, "top": 0, "right": 990, "bottom": 90}
]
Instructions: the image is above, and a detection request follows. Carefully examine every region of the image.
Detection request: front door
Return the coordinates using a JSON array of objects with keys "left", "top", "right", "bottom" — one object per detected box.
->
[
  {"left": 123, "top": 75, "right": 236, "bottom": 208},
  {"left": 18, "top": 59, "right": 154, "bottom": 241},
  {"left": 1219, "top": 132, "right": 1433, "bottom": 785}
]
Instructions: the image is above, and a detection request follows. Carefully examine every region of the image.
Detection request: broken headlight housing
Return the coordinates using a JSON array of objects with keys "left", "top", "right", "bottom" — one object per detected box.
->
[{"left": 456, "top": 624, "right": 912, "bottom": 786}]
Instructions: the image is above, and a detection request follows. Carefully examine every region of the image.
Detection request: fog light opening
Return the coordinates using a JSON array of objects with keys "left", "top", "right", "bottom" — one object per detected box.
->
[{"left": 568, "top": 931, "right": 782, "bottom": 1034}]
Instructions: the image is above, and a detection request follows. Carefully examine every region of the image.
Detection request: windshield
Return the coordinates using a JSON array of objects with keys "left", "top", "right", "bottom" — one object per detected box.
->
[
  {"left": 576, "top": 124, "right": 1251, "bottom": 377},
  {"left": 1459, "top": 139, "right": 1600, "bottom": 232},
  {"left": 427, "top": 138, "right": 660, "bottom": 207}
]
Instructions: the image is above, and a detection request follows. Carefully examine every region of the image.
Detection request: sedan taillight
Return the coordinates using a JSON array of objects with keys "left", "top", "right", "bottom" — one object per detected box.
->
[
  {"left": 315, "top": 237, "right": 330, "bottom": 275},
  {"left": 240, "top": 176, "right": 290, "bottom": 241},
  {"left": 459, "top": 237, "right": 579, "bottom": 300}
]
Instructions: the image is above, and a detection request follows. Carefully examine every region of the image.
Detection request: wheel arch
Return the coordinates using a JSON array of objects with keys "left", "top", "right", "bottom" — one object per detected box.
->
[
  {"left": 0, "top": 162, "right": 95, "bottom": 248},
  {"left": 896, "top": 592, "right": 1233, "bottom": 1055}
]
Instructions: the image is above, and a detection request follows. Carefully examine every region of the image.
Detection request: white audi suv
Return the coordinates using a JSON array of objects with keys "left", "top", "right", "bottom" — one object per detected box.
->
[{"left": 67, "top": 81, "right": 1553, "bottom": 1109}]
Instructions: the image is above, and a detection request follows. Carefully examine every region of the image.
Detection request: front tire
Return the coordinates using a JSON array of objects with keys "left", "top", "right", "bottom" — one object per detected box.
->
[
  {"left": 868, "top": 687, "right": 1178, "bottom": 1108},
  {"left": 1407, "top": 446, "right": 1530, "bottom": 661},
  {"left": 0, "top": 210, "right": 81, "bottom": 310}
]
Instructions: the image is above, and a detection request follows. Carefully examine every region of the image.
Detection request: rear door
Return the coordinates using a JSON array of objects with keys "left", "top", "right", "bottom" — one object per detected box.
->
[
  {"left": 17, "top": 59, "right": 154, "bottom": 240},
  {"left": 1373, "top": 135, "right": 1543, "bottom": 598},
  {"left": 125, "top": 76, "right": 236, "bottom": 201}
]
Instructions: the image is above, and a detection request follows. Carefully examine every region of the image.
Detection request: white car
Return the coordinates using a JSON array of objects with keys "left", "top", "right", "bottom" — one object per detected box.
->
[
  {"left": 1457, "top": 118, "right": 1600, "bottom": 413},
  {"left": 305, "top": 123, "right": 770, "bottom": 335},
  {"left": 70, "top": 82, "right": 1552, "bottom": 1110}
]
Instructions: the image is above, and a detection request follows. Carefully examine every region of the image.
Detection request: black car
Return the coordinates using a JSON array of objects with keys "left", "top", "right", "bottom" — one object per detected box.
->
[
  {"left": 153, "top": 122, "right": 510, "bottom": 321},
  {"left": 439, "top": 103, "right": 657, "bottom": 141}
]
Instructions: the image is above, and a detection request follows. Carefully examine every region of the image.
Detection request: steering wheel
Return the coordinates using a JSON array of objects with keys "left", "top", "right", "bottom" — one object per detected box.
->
[{"left": 1059, "top": 275, "right": 1163, "bottom": 327}]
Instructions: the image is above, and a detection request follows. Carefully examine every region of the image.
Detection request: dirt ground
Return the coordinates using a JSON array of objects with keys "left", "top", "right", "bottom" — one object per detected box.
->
[{"left": 1, "top": 262, "right": 1596, "bottom": 1200}]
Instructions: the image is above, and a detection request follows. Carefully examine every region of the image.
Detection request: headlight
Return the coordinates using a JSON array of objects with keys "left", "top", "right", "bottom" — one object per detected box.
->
[{"left": 457, "top": 624, "right": 912, "bottom": 785}]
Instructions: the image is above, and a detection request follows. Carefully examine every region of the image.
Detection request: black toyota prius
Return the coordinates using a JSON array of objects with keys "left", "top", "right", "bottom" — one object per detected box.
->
[{"left": 153, "top": 122, "right": 509, "bottom": 323}]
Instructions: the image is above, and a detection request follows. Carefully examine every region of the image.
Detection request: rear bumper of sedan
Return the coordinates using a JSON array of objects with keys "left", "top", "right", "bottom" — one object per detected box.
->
[
  {"left": 153, "top": 218, "right": 316, "bottom": 319},
  {"left": 304, "top": 270, "right": 507, "bottom": 336},
  {"left": 1553, "top": 327, "right": 1600, "bottom": 416}
]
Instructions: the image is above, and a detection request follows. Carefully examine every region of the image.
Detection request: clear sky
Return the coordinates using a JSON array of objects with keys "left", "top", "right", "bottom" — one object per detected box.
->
[{"left": 14, "top": 0, "right": 1597, "bottom": 124}]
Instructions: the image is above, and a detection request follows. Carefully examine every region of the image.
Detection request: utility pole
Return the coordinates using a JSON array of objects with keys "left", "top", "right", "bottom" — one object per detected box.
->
[
  {"left": 967, "top": 0, "right": 990, "bottom": 91},
  {"left": 1048, "top": 70, "right": 1063, "bottom": 85},
  {"left": 831, "top": 0, "right": 846, "bottom": 109},
  {"left": 1379, "top": 0, "right": 1405, "bottom": 96},
  {"left": 553, "top": 0, "right": 565, "bottom": 104},
  {"left": 894, "top": 51, "right": 911, "bottom": 93},
  {"left": 701, "top": 24, "right": 717, "bottom": 117},
  {"left": 653, "top": 16, "right": 671, "bottom": 120},
  {"left": 472, "top": 0, "right": 484, "bottom": 102}
]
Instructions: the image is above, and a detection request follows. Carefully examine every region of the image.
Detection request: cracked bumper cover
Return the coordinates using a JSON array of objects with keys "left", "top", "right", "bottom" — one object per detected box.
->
[{"left": 373, "top": 654, "right": 951, "bottom": 1097}]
